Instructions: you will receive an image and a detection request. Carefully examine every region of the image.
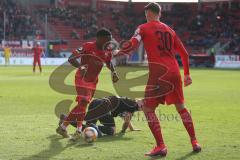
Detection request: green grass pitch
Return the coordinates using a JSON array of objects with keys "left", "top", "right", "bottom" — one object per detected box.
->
[{"left": 0, "top": 66, "right": 240, "bottom": 160}]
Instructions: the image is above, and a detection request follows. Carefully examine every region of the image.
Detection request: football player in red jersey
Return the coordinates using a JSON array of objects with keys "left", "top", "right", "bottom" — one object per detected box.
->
[
  {"left": 56, "top": 28, "right": 119, "bottom": 140},
  {"left": 32, "top": 42, "right": 43, "bottom": 73},
  {"left": 116, "top": 3, "right": 201, "bottom": 157}
]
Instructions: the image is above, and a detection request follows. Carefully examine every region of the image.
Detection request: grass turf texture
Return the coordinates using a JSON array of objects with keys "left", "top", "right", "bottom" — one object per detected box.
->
[{"left": 0, "top": 66, "right": 240, "bottom": 160}]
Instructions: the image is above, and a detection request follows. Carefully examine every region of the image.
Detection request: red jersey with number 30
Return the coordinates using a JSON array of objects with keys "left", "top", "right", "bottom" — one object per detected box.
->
[{"left": 131, "top": 20, "right": 189, "bottom": 76}]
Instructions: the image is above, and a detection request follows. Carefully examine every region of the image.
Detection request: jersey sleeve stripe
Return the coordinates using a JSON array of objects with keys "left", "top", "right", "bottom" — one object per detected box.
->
[{"left": 133, "top": 34, "right": 142, "bottom": 42}]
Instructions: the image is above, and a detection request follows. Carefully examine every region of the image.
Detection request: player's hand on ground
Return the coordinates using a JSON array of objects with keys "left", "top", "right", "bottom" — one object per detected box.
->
[
  {"left": 112, "top": 71, "right": 119, "bottom": 83},
  {"left": 184, "top": 75, "right": 192, "bottom": 87}
]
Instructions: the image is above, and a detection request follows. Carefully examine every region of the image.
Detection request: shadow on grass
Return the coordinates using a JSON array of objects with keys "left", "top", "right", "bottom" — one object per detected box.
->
[
  {"left": 175, "top": 151, "right": 200, "bottom": 160},
  {"left": 97, "top": 132, "right": 133, "bottom": 142},
  {"left": 19, "top": 134, "right": 76, "bottom": 160},
  {"left": 145, "top": 151, "right": 199, "bottom": 160},
  {"left": 19, "top": 133, "right": 134, "bottom": 159},
  {"left": 147, "top": 155, "right": 167, "bottom": 160},
  {"left": 74, "top": 132, "right": 133, "bottom": 148}
]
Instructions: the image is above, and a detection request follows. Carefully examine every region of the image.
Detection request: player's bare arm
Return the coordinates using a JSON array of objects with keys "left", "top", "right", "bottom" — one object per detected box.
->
[
  {"left": 121, "top": 112, "right": 132, "bottom": 133},
  {"left": 68, "top": 48, "right": 88, "bottom": 77},
  {"left": 68, "top": 48, "right": 84, "bottom": 68},
  {"left": 116, "top": 38, "right": 140, "bottom": 57},
  {"left": 128, "top": 122, "right": 141, "bottom": 132},
  {"left": 174, "top": 35, "right": 192, "bottom": 87},
  {"left": 106, "top": 61, "right": 119, "bottom": 83}
]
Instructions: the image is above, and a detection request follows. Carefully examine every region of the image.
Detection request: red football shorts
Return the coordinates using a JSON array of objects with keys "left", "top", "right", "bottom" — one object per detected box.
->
[
  {"left": 144, "top": 72, "right": 184, "bottom": 108},
  {"left": 75, "top": 74, "right": 97, "bottom": 103},
  {"left": 33, "top": 57, "right": 41, "bottom": 66}
]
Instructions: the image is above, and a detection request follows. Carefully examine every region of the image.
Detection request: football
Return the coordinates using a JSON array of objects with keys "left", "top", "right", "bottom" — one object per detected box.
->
[{"left": 82, "top": 127, "right": 98, "bottom": 143}]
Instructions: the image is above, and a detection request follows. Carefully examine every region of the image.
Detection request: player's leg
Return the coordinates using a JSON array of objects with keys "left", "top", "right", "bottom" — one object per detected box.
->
[
  {"left": 98, "top": 125, "right": 115, "bottom": 136},
  {"left": 5, "top": 56, "right": 8, "bottom": 66},
  {"left": 38, "top": 58, "right": 42, "bottom": 73},
  {"left": 162, "top": 74, "right": 201, "bottom": 152},
  {"left": 59, "top": 113, "right": 92, "bottom": 132},
  {"left": 164, "top": 73, "right": 201, "bottom": 152},
  {"left": 175, "top": 104, "right": 201, "bottom": 152},
  {"left": 85, "top": 99, "right": 103, "bottom": 125},
  {"left": 57, "top": 112, "right": 77, "bottom": 138},
  {"left": 98, "top": 114, "right": 116, "bottom": 135},
  {"left": 70, "top": 82, "right": 96, "bottom": 140},
  {"left": 175, "top": 104, "right": 196, "bottom": 140},
  {"left": 143, "top": 103, "right": 167, "bottom": 157},
  {"left": 74, "top": 86, "right": 97, "bottom": 133},
  {"left": 56, "top": 84, "right": 87, "bottom": 138},
  {"left": 58, "top": 113, "right": 114, "bottom": 137},
  {"left": 85, "top": 99, "right": 114, "bottom": 136},
  {"left": 5, "top": 56, "right": 10, "bottom": 66},
  {"left": 86, "top": 118, "right": 98, "bottom": 126},
  {"left": 56, "top": 104, "right": 79, "bottom": 138},
  {"left": 143, "top": 79, "right": 167, "bottom": 157},
  {"left": 33, "top": 58, "right": 36, "bottom": 72},
  {"left": 7, "top": 57, "right": 10, "bottom": 66},
  {"left": 76, "top": 100, "right": 88, "bottom": 131},
  {"left": 56, "top": 100, "right": 88, "bottom": 138},
  {"left": 69, "top": 99, "right": 89, "bottom": 141},
  {"left": 58, "top": 113, "right": 77, "bottom": 128}
]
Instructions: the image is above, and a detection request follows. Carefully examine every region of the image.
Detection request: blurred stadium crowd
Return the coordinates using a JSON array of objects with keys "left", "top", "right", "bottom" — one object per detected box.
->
[
  {"left": 0, "top": 0, "right": 44, "bottom": 40},
  {"left": 0, "top": 0, "right": 239, "bottom": 56}
]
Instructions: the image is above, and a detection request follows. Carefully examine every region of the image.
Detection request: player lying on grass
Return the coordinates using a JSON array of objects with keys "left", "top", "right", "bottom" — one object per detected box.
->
[
  {"left": 58, "top": 96, "right": 142, "bottom": 138},
  {"left": 115, "top": 2, "right": 201, "bottom": 157},
  {"left": 56, "top": 28, "right": 119, "bottom": 140}
]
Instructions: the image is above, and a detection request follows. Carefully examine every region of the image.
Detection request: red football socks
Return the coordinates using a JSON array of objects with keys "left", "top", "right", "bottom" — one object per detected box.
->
[
  {"left": 178, "top": 108, "right": 196, "bottom": 141},
  {"left": 145, "top": 112, "right": 164, "bottom": 146},
  {"left": 62, "top": 102, "right": 87, "bottom": 131},
  {"left": 76, "top": 104, "right": 87, "bottom": 131}
]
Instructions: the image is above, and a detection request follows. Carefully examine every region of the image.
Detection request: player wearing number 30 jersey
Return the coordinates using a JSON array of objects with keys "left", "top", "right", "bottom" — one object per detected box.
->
[
  {"left": 117, "top": 2, "right": 201, "bottom": 157},
  {"left": 131, "top": 16, "right": 189, "bottom": 107}
]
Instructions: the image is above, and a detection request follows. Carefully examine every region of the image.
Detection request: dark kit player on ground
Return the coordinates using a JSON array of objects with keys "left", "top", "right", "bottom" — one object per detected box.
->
[{"left": 58, "top": 96, "right": 142, "bottom": 136}]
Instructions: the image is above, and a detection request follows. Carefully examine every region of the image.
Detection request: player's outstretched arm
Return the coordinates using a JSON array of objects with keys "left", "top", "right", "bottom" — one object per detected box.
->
[
  {"left": 113, "top": 26, "right": 142, "bottom": 57},
  {"left": 121, "top": 112, "right": 132, "bottom": 133},
  {"left": 114, "top": 38, "right": 140, "bottom": 57},
  {"left": 106, "top": 61, "right": 119, "bottom": 83},
  {"left": 174, "top": 35, "right": 192, "bottom": 87},
  {"left": 128, "top": 122, "right": 141, "bottom": 132}
]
